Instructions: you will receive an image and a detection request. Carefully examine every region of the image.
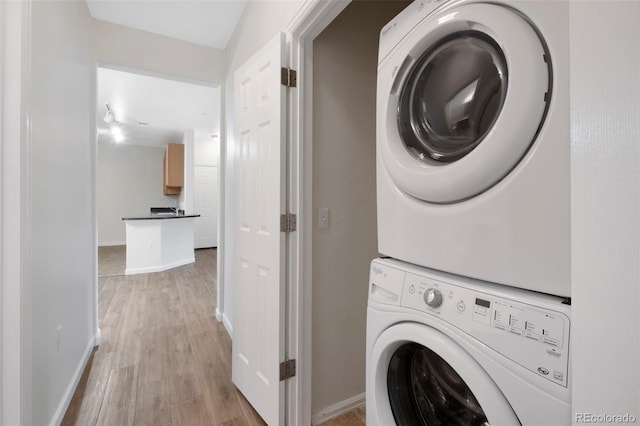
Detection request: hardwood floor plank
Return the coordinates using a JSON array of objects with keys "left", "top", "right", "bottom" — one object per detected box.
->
[
  {"left": 234, "top": 388, "right": 266, "bottom": 426},
  {"left": 166, "top": 322, "right": 202, "bottom": 403},
  {"left": 97, "top": 278, "right": 118, "bottom": 322},
  {"left": 353, "top": 406, "right": 366, "bottom": 423},
  {"left": 162, "top": 280, "right": 187, "bottom": 325},
  {"left": 187, "top": 316, "right": 244, "bottom": 424},
  {"left": 111, "top": 278, "right": 145, "bottom": 369},
  {"left": 171, "top": 396, "right": 212, "bottom": 426},
  {"left": 176, "top": 276, "right": 216, "bottom": 320},
  {"left": 134, "top": 364, "right": 172, "bottom": 426},
  {"left": 215, "top": 416, "right": 250, "bottom": 426},
  {"left": 142, "top": 285, "right": 170, "bottom": 329},
  {"left": 99, "top": 276, "right": 131, "bottom": 354},
  {"left": 61, "top": 349, "right": 113, "bottom": 426},
  {"left": 96, "top": 365, "right": 139, "bottom": 426}
]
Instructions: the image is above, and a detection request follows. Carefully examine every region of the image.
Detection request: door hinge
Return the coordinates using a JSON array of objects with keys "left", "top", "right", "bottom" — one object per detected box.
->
[
  {"left": 280, "top": 213, "right": 297, "bottom": 233},
  {"left": 280, "top": 359, "right": 296, "bottom": 381},
  {"left": 281, "top": 67, "right": 297, "bottom": 88}
]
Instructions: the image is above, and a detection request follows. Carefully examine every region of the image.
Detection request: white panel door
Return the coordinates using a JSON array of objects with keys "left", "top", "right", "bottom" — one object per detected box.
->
[
  {"left": 194, "top": 165, "right": 218, "bottom": 248},
  {"left": 231, "top": 33, "right": 287, "bottom": 426}
]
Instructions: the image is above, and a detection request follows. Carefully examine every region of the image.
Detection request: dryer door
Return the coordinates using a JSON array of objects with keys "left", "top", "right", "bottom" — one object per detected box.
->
[
  {"left": 369, "top": 322, "right": 520, "bottom": 425},
  {"left": 378, "top": 3, "right": 549, "bottom": 203}
]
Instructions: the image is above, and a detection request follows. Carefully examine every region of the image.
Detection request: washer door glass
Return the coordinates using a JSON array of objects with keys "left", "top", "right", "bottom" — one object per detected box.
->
[
  {"left": 398, "top": 31, "right": 507, "bottom": 163},
  {"left": 387, "top": 342, "right": 489, "bottom": 425}
]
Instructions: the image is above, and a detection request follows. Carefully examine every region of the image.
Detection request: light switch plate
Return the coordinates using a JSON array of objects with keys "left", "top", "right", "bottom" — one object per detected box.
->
[{"left": 318, "top": 208, "right": 330, "bottom": 229}]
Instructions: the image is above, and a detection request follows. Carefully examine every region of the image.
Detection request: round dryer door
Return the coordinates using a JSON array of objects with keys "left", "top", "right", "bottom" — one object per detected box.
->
[
  {"left": 369, "top": 323, "right": 520, "bottom": 425},
  {"left": 378, "top": 3, "right": 550, "bottom": 203}
]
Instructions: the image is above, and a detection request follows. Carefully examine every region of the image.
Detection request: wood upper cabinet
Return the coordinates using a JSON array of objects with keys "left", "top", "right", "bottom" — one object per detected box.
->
[{"left": 164, "top": 143, "right": 184, "bottom": 195}]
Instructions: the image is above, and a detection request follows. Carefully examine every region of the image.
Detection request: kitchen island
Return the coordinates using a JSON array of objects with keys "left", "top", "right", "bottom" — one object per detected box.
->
[{"left": 122, "top": 214, "right": 200, "bottom": 275}]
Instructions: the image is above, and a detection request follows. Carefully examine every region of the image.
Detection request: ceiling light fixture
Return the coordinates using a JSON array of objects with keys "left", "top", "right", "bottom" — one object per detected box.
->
[
  {"left": 104, "top": 104, "right": 125, "bottom": 143},
  {"left": 111, "top": 125, "right": 124, "bottom": 143}
]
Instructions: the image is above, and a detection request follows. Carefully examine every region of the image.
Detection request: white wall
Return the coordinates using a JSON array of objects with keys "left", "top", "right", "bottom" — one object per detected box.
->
[
  {"left": 1, "top": 2, "right": 28, "bottom": 423},
  {"left": 92, "top": 18, "right": 225, "bottom": 85},
  {"left": 179, "top": 129, "right": 195, "bottom": 213},
  {"left": 195, "top": 130, "right": 220, "bottom": 167},
  {"left": 29, "top": 1, "right": 95, "bottom": 424},
  {"left": 311, "top": 0, "right": 409, "bottom": 417},
  {"left": 222, "top": 0, "right": 305, "bottom": 333},
  {"left": 570, "top": 2, "right": 640, "bottom": 421},
  {"left": 98, "top": 142, "right": 175, "bottom": 245}
]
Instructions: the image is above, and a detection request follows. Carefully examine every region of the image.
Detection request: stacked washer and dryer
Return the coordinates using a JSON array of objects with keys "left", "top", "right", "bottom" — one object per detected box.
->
[{"left": 367, "top": 0, "right": 572, "bottom": 424}]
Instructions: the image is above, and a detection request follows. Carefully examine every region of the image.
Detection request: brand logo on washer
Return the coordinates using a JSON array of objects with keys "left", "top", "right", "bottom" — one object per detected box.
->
[
  {"left": 537, "top": 367, "right": 549, "bottom": 375},
  {"left": 372, "top": 266, "right": 384, "bottom": 276}
]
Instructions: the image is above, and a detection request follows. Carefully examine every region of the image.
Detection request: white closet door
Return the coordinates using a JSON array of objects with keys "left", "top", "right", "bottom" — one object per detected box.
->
[
  {"left": 231, "top": 32, "right": 287, "bottom": 426},
  {"left": 194, "top": 165, "right": 218, "bottom": 248}
]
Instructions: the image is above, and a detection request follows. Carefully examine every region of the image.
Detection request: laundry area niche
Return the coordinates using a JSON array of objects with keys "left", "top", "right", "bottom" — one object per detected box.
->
[{"left": 310, "top": 0, "right": 411, "bottom": 422}]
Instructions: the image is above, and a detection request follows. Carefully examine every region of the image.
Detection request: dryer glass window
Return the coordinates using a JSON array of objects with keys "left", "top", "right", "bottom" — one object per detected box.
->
[
  {"left": 387, "top": 342, "right": 489, "bottom": 425},
  {"left": 398, "top": 31, "right": 507, "bottom": 163}
]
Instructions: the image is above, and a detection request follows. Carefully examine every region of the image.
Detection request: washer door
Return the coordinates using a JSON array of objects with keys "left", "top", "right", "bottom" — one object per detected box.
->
[
  {"left": 379, "top": 3, "right": 549, "bottom": 203},
  {"left": 369, "top": 323, "right": 520, "bottom": 425}
]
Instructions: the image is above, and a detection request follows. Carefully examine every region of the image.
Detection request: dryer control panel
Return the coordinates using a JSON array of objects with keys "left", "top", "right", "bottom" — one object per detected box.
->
[
  {"left": 369, "top": 259, "right": 570, "bottom": 388},
  {"left": 378, "top": 0, "right": 450, "bottom": 64}
]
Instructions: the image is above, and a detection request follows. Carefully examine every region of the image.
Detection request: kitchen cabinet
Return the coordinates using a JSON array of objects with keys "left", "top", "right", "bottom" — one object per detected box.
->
[{"left": 164, "top": 143, "right": 184, "bottom": 195}]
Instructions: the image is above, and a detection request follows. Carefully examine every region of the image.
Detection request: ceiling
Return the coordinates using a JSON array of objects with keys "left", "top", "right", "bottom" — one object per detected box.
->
[
  {"left": 97, "top": 67, "right": 220, "bottom": 147},
  {"left": 86, "top": 0, "right": 247, "bottom": 49}
]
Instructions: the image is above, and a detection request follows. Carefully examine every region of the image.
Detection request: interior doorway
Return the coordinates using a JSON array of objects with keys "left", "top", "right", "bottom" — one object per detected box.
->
[
  {"left": 95, "top": 65, "right": 221, "bottom": 273},
  {"left": 94, "top": 65, "right": 223, "bottom": 334},
  {"left": 309, "top": 1, "right": 411, "bottom": 422}
]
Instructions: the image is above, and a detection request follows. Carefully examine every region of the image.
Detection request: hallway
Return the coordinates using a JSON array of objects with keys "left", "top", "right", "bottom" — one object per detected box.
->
[{"left": 62, "top": 249, "right": 265, "bottom": 425}]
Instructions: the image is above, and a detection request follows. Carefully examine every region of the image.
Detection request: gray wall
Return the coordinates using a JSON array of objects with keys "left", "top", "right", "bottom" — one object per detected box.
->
[
  {"left": 311, "top": 0, "right": 410, "bottom": 416},
  {"left": 97, "top": 142, "right": 175, "bottom": 245},
  {"left": 29, "top": 1, "right": 94, "bottom": 424},
  {"left": 570, "top": 1, "right": 640, "bottom": 419}
]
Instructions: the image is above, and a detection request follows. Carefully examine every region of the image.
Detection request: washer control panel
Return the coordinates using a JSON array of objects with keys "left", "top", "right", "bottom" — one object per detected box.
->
[{"left": 397, "top": 269, "right": 570, "bottom": 387}]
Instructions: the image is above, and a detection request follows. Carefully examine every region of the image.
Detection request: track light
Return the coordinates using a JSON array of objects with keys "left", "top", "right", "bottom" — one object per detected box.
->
[
  {"left": 103, "top": 104, "right": 116, "bottom": 124},
  {"left": 104, "top": 104, "right": 124, "bottom": 143}
]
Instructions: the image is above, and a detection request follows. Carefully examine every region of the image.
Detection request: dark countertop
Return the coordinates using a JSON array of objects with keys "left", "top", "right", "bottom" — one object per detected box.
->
[{"left": 122, "top": 214, "right": 201, "bottom": 221}]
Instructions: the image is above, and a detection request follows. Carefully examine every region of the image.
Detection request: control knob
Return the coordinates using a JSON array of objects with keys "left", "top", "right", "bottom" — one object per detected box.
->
[{"left": 424, "top": 288, "right": 443, "bottom": 308}]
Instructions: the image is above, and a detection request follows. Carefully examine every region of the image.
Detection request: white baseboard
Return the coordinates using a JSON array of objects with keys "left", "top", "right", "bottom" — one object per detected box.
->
[
  {"left": 98, "top": 241, "right": 125, "bottom": 247},
  {"left": 311, "top": 393, "right": 365, "bottom": 425},
  {"left": 222, "top": 312, "right": 233, "bottom": 338},
  {"left": 49, "top": 334, "right": 97, "bottom": 426},
  {"left": 94, "top": 327, "right": 101, "bottom": 346},
  {"left": 125, "top": 257, "right": 195, "bottom": 275},
  {"left": 215, "top": 308, "right": 223, "bottom": 322}
]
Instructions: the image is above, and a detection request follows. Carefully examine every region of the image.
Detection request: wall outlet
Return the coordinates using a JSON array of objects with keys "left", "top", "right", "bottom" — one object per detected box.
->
[{"left": 57, "top": 325, "right": 63, "bottom": 352}]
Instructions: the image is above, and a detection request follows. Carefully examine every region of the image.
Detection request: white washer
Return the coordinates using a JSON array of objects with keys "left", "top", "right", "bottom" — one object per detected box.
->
[
  {"left": 376, "top": 0, "right": 570, "bottom": 297},
  {"left": 366, "top": 258, "right": 571, "bottom": 425}
]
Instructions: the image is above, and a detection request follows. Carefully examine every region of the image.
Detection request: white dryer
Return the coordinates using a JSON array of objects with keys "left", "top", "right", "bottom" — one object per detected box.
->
[
  {"left": 376, "top": 0, "right": 570, "bottom": 297},
  {"left": 366, "top": 258, "right": 571, "bottom": 425}
]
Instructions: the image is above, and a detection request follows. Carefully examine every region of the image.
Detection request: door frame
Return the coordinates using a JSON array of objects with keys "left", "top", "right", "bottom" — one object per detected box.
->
[
  {"left": 283, "top": 1, "right": 351, "bottom": 424},
  {"left": 0, "top": 1, "right": 33, "bottom": 423},
  {"left": 92, "top": 63, "right": 225, "bottom": 339}
]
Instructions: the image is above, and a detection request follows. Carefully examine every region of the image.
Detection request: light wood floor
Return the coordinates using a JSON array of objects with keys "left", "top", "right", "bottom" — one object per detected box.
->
[
  {"left": 64, "top": 248, "right": 364, "bottom": 426},
  {"left": 97, "top": 245, "right": 126, "bottom": 277}
]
